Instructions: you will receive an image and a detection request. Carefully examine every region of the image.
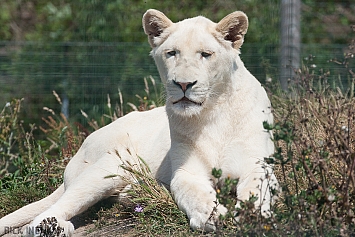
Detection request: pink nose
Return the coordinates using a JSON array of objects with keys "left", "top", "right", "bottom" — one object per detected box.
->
[{"left": 173, "top": 80, "right": 197, "bottom": 92}]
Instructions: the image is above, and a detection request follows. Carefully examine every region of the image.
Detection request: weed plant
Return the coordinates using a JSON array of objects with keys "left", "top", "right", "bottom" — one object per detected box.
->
[
  {"left": 262, "top": 72, "right": 355, "bottom": 236},
  {"left": 119, "top": 157, "right": 189, "bottom": 235}
]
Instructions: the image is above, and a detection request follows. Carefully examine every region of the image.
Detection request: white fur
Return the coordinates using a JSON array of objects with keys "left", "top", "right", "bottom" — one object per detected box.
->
[{"left": 0, "top": 9, "right": 278, "bottom": 236}]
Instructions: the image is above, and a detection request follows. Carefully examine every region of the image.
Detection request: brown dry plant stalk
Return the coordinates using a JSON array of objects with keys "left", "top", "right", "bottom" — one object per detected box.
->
[{"left": 271, "top": 63, "right": 355, "bottom": 234}]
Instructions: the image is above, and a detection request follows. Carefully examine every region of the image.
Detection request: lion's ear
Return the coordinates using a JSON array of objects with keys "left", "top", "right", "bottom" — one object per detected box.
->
[
  {"left": 143, "top": 9, "right": 173, "bottom": 48},
  {"left": 216, "top": 11, "right": 248, "bottom": 49}
]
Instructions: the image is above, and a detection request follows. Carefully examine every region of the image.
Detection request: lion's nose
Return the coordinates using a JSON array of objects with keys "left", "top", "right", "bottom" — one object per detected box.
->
[{"left": 173, "top": 80, "right": 197, "bottom": 92}]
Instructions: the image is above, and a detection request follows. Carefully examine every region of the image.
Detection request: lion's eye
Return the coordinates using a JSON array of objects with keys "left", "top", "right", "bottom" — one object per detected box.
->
[
  {"left": 201, "top": 52, "right": 212, "bottom": 58},
  {"left": 167, "top": 50, "right": 177, "bottom": 57}
]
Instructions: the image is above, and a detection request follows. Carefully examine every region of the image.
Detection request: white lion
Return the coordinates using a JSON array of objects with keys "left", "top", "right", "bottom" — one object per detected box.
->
[{"left": 0, "top": 9, "right": 278, "bottom": 236}]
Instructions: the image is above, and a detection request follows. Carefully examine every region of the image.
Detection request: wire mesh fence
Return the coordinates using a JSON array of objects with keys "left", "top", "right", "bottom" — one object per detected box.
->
[
  {"left": 0, "top": 41, "right": 160, "bottom": 123},
  {"left": 0, "top": 0, "right": 354, "bottom": 128},
  {"left": 0, "top": 41, "right": 352, "bottom": 125}
]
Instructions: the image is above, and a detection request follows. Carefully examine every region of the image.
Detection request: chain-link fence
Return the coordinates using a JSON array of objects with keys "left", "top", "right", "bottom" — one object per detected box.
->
[
  {"left": 0, "top": 41, "right": 159, "bottom": 123},
  {"left": 0, "top": 0, "right": 354, "bottom": 128},
  {"left": 0, "top": 41, "right": 352, "bottom": 125}
]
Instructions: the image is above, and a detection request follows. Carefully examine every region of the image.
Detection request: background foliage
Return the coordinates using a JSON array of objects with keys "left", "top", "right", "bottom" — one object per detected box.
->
[{"left": 0, "top": 0, "right": 354, "bottom": 128}]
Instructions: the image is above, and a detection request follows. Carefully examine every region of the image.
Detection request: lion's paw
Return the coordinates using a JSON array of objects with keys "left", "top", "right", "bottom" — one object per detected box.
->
[{"left": 189, "top": 203, "right": 227, "bottom": 232}]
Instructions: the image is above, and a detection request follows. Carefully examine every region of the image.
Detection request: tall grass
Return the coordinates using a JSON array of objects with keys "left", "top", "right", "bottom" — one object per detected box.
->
[{"left": 266, "top": 72, "right": 355, "bottom": 236}]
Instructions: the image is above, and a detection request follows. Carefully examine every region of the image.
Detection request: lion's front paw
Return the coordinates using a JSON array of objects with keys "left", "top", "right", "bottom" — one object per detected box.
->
[
  {"left": 190, "top": 215, "right": 217, "bottom": 232},
  {"left": 189, "top": 203, "right": 227, "bottom": 232}
]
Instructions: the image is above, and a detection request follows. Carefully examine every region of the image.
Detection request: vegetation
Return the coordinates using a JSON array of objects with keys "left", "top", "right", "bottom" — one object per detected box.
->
[
  {"left": 1, "top": 28, "right": 354, "bottom": 236},
  {"left": 0, "top": 1, "right": 355, "bottom": 236}
]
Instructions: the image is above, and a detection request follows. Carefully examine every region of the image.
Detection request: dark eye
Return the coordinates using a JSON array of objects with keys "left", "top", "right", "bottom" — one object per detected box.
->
[
  {"left": 201, "top": 52, "right": 212, "bottom": 58},
  {"left": 167, "top": 50, "right": 176, "bottom": 57}
]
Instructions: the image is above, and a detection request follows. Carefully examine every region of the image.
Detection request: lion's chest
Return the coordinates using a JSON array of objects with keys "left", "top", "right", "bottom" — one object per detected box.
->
[
  {"left": 171, "top": 118, "right": 243, "bottom": 166},
  {"left": 169, "top": 106, "right": 270, "bottom": 179},
  {"left": 195, "top": 128, "right": 245, "bottom": 163}
]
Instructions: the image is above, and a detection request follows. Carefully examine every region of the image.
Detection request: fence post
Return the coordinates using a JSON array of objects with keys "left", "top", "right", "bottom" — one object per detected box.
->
[
  {"left": 61, "top": 43, "right": 69, "bottom": 118},
  {"left": 280, "top": 0, "right": 301, "bottom": 91}
]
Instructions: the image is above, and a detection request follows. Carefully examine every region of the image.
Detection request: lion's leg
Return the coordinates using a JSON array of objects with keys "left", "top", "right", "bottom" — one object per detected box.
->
[
  {"left": 170, "top": 170, "right": 227, "bottom": 232},
  {"left": 236, "top": 167, "right": 279, "bottom": 217},
  {"left": 26, "top": 153, "right": 129, "bottom": 236}
]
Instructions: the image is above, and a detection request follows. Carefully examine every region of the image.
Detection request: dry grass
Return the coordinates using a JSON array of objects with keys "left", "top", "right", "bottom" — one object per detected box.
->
[{"left": 269, "top": 83, "right": 355, "bottom": 235}]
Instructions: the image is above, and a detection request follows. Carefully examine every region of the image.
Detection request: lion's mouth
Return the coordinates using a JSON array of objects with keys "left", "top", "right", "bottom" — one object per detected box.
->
[{"left": 173, "top": 96, "right": 203, "bottom": 106}]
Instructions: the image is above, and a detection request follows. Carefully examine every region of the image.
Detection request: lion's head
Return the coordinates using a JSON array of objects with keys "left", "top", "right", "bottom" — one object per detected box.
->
[{"left": 143, "top": 9, "right": 248, "bottom": 117}]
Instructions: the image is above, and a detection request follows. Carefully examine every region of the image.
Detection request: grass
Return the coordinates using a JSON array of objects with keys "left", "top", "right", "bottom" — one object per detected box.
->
[{"left": 1, "top": 38, "right": 355, "bottom": 236}]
